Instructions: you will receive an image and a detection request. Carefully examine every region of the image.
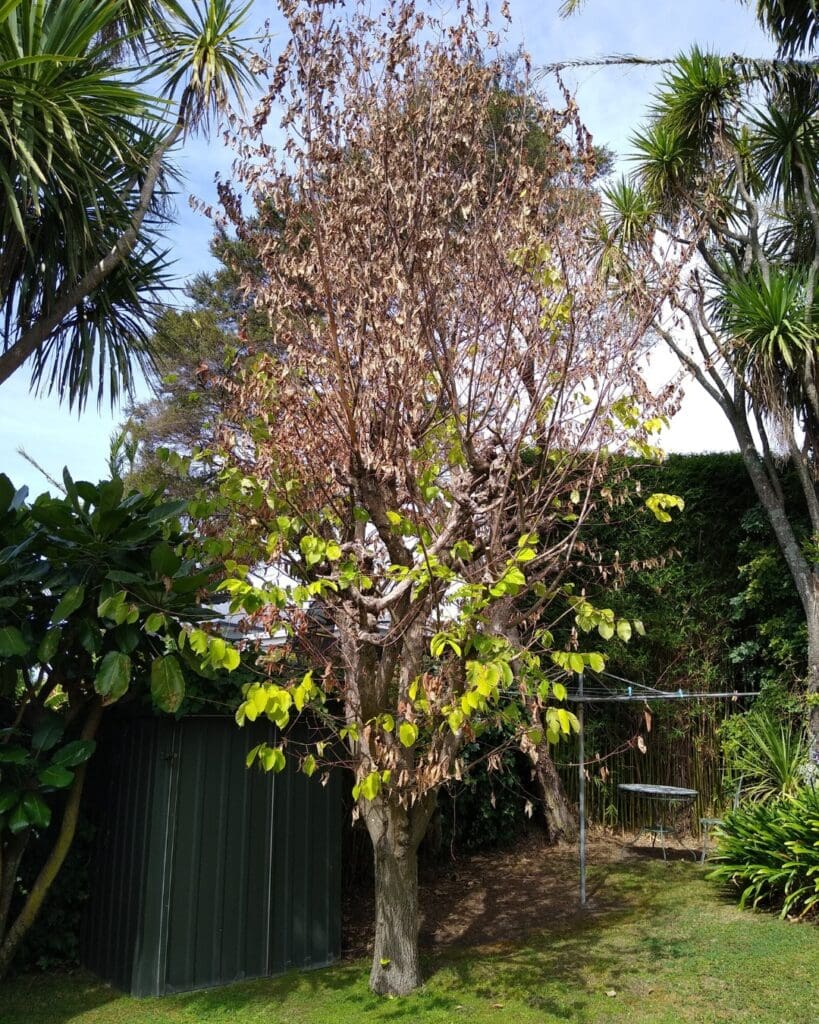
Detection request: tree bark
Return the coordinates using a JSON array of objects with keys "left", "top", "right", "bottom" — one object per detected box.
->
[
  {"left": 0, "top": 830, "right": 30, "bottom": 942},
  {"left": 363, "top": 795, "right": 433, "bottom": 996},
  {"left": 534, "top": 742, "right": 578, "bottom": 843},
  {"left": 0, "top": 701, "right": 102, "bottom": 979},
  {"left": 0, "top": 121, "right": 182, "bottom": 388},
  {"left": 806, "top": 592, "right": 819, "bottom": 767}
]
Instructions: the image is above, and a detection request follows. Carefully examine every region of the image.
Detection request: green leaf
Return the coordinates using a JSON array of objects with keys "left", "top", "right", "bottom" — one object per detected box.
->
[
  {"left": 399, "top": 722, "right": 418, "bottom": 748},
  {"left": 0, "top": 787, "right": 18, "bottom": 814},
  {"left": 260, "top": 746, "right": 286, "bottom": 772},
  {"left": 616, "top": 620, "right": 633, "bottom": 642},
  {"left": 150, "top": 541, "right": 182, "bottom": 577},
  {"left": 144, "top": 612, "right": 166, "bottom": 634},
  {"left": 646, "top": 492, "right": 685, "bottom": 522},
  {"left": 21, "top": 792, "right": 51, "bottom": 829},
  {"left": 52, "top": 585, "right": 85, "bottom": 623},
  {"left": 381, "top": 714, "right": 395, "bottom": 733},
  {"left": 448, "top": 710, "right": 465, "bottom": 733},
  {"left": 504, "top": 566, "right": 526, "bottom": 588},
  {"left": 0, "top": 625, "right": 28, "bottom": 657},
  {"left": 553, "top": 682, "right": 567, "bottom": 701},
  {"left": 633, "top": 619, "right": 646, "bottom": 637},
  {"left": 114, "top": 622, "right": 141, "bottom": 654},
  {"left": 189, "top": 628, "right": 209, "bottom": 655},
  {"left": 302, "top": 754, "right": 317, "bottom": 777},
  {"left": 0, "top": 746, "right": 29, "bottom": 765},
  {"left": 586, "top": 652, "right": 605, "bottom": 672},
  {"left": 32, "top": 713, "right": 64, "bottom": 753},
  {"left": 568, "top": 652, "right": 585, "bottom": 674},
  {"left": 221, "top": 646, "right": 241, "bottom": 671},
  {"left": 8, "top": 802, "right": 29, "bottom": 834},
  {"left": 209, "top": 636, "right": 227, "bottom": 665},
  {"left": 598, "top": 621, "right": 615, "bottom": 640},
  {"left": 51, "top": 740, "right": 96, "bottom": 768},
  {"left": 37, "top": 626, "right": 62, "bottom": 664},
  {"left": 95, "top": 651, "right": 132, "bottom": 703},
  {"left": 38, "top": 764, "right": 75, "bottom": 789},
  {"left": 360, "top": 771, "right": 382, "bottom": 800},
  {"left": 151, "top": 655, "right": 186, "bottom": 713},
  {"left": 97, "top": 591, "right": 126, "bottom": 621}
]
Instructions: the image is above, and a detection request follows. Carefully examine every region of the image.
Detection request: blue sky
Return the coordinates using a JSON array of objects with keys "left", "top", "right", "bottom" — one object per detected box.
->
[{"left": 0, "top": 0, "right": 772, "bottom": 492}]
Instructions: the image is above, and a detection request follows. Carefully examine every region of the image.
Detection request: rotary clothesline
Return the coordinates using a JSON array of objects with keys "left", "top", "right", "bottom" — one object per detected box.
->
[{"left": 566, "top": 670, "right": 758, "bottom": 906}]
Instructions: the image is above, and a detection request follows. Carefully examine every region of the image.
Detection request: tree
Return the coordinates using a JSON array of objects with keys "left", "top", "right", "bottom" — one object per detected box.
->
[
  {"left": 202, "top": 0, "right": 673, "bottom": 996},
  {"left": 753, "top": 0, "right": 819, "bottom": 56},
  {"left": 124, "top": 226, "right": 275, "bottom": 496},
  {"left": 0, "top": 0, "right": 253, "bottom": 407},
  {"left": 0, "top": 471, "right": 240, "bottom": 976},
  {"left": 599, "top": 6, "right": 819, "bottom": 764}
]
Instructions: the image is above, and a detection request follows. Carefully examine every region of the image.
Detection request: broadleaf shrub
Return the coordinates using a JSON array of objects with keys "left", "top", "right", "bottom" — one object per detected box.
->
[{"left": 708, "top": 785, "right": 819, "bottom": 919}]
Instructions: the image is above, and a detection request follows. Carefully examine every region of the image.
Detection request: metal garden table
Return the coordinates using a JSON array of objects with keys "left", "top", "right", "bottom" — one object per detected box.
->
[{"left": 618, "top": 783, "right": 699, "bottom": 861}]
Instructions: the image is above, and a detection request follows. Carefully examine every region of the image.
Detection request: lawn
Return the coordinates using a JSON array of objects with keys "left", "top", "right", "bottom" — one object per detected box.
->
[{"left": 2, "top": 848, "right": 816, "bottom": 1024}]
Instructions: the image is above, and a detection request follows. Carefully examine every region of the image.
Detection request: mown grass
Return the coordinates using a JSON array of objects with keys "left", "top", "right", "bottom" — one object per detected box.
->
[{"left": 2, "top": 857, "right": 816, "bottom": 1024}]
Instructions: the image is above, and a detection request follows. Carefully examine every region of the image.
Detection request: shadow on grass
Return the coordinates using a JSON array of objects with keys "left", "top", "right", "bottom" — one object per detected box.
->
[
  {"left": 173, "top": 857, "right": 692, "bottom": 1023},
  {"left": 2, "top": 855, "right": 706, "bottom": 1024}
]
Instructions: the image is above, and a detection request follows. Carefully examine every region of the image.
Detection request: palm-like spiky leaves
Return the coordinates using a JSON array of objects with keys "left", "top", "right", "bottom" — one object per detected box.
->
[
  {"left": 750, "top": 79, "right": 819, "bottom": 204},
  {"left": 753, "top": 0, "right": 819, "bottom": 57},
  {"left": 721, "top": 268, "right": 815, "bottom": 374},
  {"left": 159, "top": 0, "right": 255, "bottom": 131},
  {"left": 0, "top": 0, "right": 252, "bottom": 407}
]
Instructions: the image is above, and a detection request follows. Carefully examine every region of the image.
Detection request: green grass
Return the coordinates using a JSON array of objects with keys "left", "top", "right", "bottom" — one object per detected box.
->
[{"left": 2, "top": 858, "right": 817, "bottom": 1024}]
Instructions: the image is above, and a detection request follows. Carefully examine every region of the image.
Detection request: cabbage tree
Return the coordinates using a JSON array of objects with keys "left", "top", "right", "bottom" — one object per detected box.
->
[
  {"left": 599, "top": 15, "right": 819, "bottom": 760},
  {"left": 0, "top": 0, "right": 253, "bottom": 407}
]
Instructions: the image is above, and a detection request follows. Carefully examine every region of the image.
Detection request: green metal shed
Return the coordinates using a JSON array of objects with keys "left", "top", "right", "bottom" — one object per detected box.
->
[{"left": 80, "top": 714, "right": 341, "bottom": 996}]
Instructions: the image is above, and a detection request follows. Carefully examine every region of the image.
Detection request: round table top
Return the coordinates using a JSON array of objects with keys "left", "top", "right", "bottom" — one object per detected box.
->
[{"left": 617, "top": 783, "right": 698, "bottom": 798}]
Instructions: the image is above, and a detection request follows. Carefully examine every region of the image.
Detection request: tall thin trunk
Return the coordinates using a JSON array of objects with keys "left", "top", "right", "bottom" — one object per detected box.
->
[
  {"left": 0, "top": 831, "right": 29, "bottom": 941},
  {"left": 730, "top": 412, "right": 819, "bottom": 761},
  {"left": 0, "top": 120, "right": 183, "bottom": 387},
  {"left": 0, "top": 701, "right": 102, "bottom": 979},
  {"left": 806, "top": 589, "right": 819, "bottom": 766}
]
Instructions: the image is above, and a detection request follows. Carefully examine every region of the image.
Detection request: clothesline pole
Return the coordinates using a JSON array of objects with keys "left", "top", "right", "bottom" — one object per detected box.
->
[{"left": 578, "top": 670, "right": 586, "bottom": 907}]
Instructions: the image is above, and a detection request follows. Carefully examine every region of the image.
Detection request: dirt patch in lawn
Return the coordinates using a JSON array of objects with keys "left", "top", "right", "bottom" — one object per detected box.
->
[{"left": 341, "top": 829, "right": 697, "bottom": 958}]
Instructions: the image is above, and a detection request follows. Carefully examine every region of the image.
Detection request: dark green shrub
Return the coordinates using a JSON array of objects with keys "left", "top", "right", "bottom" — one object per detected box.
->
[
  {"left": 708, "top": 785, "right": 819, "bottom": 918},
  {"left": 438, "top": 739, "right": 533, "bottom": 854}
]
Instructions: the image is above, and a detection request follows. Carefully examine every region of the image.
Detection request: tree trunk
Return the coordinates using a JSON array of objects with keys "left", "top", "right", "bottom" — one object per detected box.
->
[
  {"left": 0, "top": 831, "right": 30, "bottom": 941},
  {"left": 363, "top": 795, "right": 432, "bottom": 996},
  {"left": 534, "top": 742, "right": 578, "bottom": 843},
  {"left": 0, "top": 701, "right": 102, "bottom": 978},
  {"left": 807, "top": 594, "right": 819, "bottom": 768}
]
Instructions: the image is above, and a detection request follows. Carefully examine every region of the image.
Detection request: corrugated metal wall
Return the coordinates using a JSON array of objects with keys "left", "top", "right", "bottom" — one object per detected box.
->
[{"left": 81, "top": 715, "right": 341, "bottom": 996}]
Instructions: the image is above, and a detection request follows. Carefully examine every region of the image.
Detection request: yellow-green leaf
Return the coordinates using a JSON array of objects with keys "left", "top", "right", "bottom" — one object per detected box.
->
[
  {"left": 360, "top": 771, "right": 382, "bottom": 800},
  {"left": 587, "top": 652, "right": 605, "bottom": 672},
  {"left": 399, "top": 722, "right": 418, "bottom": 748},
  {"left": 616, "top": 620, "right": 632, "bottom": 642}
]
